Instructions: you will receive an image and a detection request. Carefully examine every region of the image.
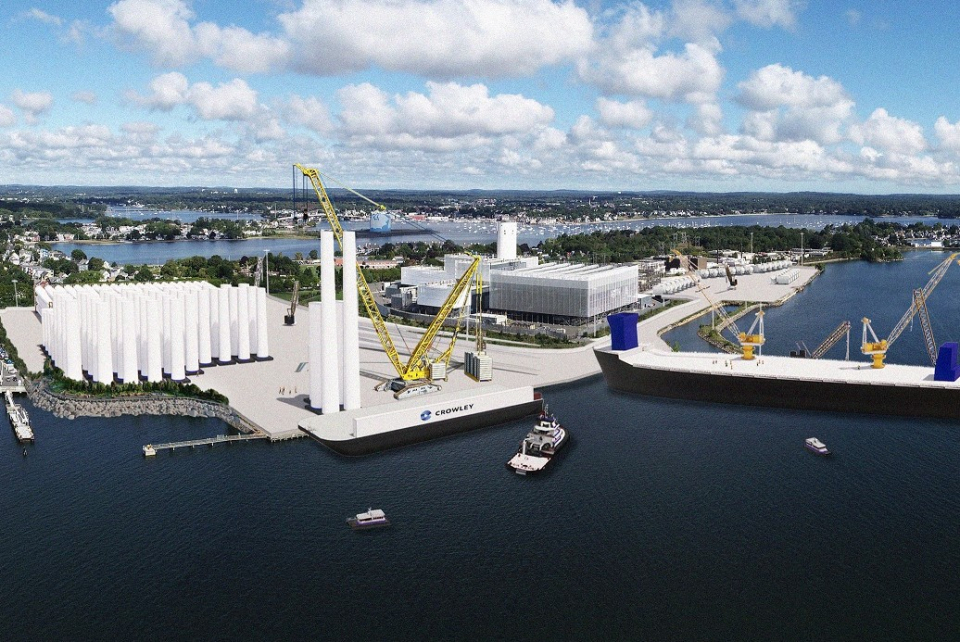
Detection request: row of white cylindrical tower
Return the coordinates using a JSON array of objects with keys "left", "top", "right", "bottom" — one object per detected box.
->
[
  {"left": 37, "top": 281, "right": 270, "bottom": 383},
  {"left": 309, "top": 230, "right": 361, "bottom": 414}
]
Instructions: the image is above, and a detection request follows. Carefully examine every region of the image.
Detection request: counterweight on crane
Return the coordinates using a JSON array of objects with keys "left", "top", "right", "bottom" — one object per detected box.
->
[
  {"left": 294, "top": 164, "right": 481, "bottom": 383},
  {"left": 861, "top": 252, "right": 959, "bottom": 368}
]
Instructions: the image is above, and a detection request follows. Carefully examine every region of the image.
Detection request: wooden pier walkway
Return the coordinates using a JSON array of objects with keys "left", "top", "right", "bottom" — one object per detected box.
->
[{"left": 143, "top": 433, "right": 267, "bottom": 456}]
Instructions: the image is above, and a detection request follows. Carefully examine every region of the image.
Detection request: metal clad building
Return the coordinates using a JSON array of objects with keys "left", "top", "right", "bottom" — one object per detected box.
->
[{"left": 489, "top": 262, "right": 638, "bottom": 321}]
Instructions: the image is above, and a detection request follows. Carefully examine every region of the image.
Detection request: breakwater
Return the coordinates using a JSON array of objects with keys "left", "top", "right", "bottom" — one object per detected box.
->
[{"left": 27, "top": 380, "right": 257, "bottom": 433}]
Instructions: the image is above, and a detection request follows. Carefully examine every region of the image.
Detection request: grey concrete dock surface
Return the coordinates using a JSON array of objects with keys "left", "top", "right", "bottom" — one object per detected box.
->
[{"left": 0, "top": 265, "right": 818, "bottom": 441}]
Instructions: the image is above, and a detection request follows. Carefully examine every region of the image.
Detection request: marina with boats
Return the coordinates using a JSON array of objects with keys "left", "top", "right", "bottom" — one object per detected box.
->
[{"left": 5, "top": 390, "right": 33, "bottom": 443}]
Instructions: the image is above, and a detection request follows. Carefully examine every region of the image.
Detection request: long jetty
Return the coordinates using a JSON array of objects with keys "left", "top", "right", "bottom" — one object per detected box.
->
[{"left": 143, "top": 433, "right": 266, "bottom": 456}]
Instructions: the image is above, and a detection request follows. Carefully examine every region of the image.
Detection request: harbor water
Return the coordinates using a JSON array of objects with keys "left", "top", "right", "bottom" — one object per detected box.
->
[
  {"left": 2, "top": 258, "right": 959, "bottom": 640},
  {"left": 52, "top": 213, "right": 953, "bottom": 264}
]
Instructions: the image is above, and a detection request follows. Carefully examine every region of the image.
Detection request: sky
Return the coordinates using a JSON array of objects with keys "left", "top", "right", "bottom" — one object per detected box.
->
[{"left": 4, "top": 0, "right": 960, "bottom": 193}]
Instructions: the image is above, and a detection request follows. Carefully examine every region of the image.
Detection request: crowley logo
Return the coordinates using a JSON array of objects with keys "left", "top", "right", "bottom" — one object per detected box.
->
[{"left": 420, "top": 410, "right": 432, "bottom": 421}]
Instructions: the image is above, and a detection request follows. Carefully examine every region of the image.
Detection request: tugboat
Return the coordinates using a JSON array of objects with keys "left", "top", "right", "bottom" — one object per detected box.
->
[
  {"left": 506, "top": 409, "right": 568, "bottom": 475},
  {"left": 347, "top": 508, "right": 390, "bottom": 530},
  {"left": 805, "top": 437, "right": 831, "bottom": 456}
]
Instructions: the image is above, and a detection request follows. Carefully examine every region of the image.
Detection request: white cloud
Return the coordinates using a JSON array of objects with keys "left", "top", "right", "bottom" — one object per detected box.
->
[
  {"left": 188, "top": 79, "right": 260, "bottom": 121},
  {"left": 336, "top": 82, "right": 554, "bottom": 150},
  {"left": 734, "top": 0, "right": 801, "bottom": 29},
  {"left": 71, "top": 91, "right": 98, "bottom": 105},
  {"left": 11, "top": 90, "right": 53, "bottom": 123},
  {"left": 0, "top": 106, "right": 16, "bottom": 128},
  {"left": 109, "top": 0, "right": 197, "bottom": 66},
  {"left": 280, "top": 0, "right": 593, "bottom": 78},
  {"left": 850, "top": 108, "right": 927, "bottom": 155},
  {"left": 284, "top": 96, "right": 332, "bottom": 134},
  {"left": 23, "top": 8, "right": 63, "bottom": 26},
  {"left": 670, "top": 0, "right": 732, "bottom": 43},
  {"left": 934, "top": 116, "right": 960, "bottom": 152},
  {"left": 581, "top": 41, "right": 724, "bottom": 103},
  {"left": 736, "top": 64, "right": 853, "bottom": 144},
  {"left": 737, "top": 63, "right": 847, "bottom": 110},
  {"left": 109, "top": 0, "right": 288, "bottom": 72},
  {"left": 128, "top": 73, "right": 260, "bottom": 121},
  {"left": 596, "top": 98, "right": 653, "bottom": 130}
]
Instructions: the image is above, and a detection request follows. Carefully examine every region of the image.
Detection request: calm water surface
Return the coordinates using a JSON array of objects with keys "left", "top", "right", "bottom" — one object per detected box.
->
[
  {"left": 53, "top": 213, "right": 953, "bottom": 264},
  {"left": 2, "top": 258, "right": 958, "bottom": 640}
]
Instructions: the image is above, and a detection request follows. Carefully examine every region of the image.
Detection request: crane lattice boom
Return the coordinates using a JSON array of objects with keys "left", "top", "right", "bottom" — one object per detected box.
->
[
  {"left": 295, "top": 164, "right": 480, "bottom": 381},
  {"left": 811, "top": 321, "right": 851, "bottom": 359}
]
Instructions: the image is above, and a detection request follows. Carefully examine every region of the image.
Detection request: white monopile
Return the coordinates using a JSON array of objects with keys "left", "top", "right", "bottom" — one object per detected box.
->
[
  {"left": 342, "top": 231, "right": 362, "bottom": 410},
  {"left": 320, "top": 230, "right": 340, "bottom": 414},
  {"left": 170, "top": 296, "right": 186, "bottom": 381},
  {"left": 121, "top": 302, "right": 138, "bottom": 383},
  {"left": 146, "top": 298, "right": 163, "bottom": 383},
  {"left": 256, "top": 288, "right": 269, "bottom": 359},
  {"left": 218, "top": 285, "right": 231, "bottom": 363},
  {"left": 95, "top": 300, "right": 113, "bottom": 384},
  {"left": 237, "top": 284, "right": 251, "bottom": 361},
  {"left": 184, "top": 289, "right": 199, "bottom": 374},
  {"left": 308, "top": 301, "right": 323, "bottom": 410}
]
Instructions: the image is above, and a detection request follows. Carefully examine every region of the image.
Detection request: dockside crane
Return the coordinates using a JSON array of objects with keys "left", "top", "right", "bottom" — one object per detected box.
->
[
  {"left": 294, "top": 164, "right": 481, "bottom": 384},
  {"left": 861, "top": 252, "right": 959, "bottom": 368},
  {"left": 672, "top": 250, "right": 765, "bottom": 359}
]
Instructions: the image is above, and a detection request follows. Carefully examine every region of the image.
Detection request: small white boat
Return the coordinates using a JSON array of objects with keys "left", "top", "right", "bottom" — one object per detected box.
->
[
  {"left": 143, "top": 444, "right": 157, "bottom": 457},
  {"left": 805, "top": 437, "right": 830, "bottom": 456},
  {"left": 347, "top": 508, "right": 390, "bottom": 529}
]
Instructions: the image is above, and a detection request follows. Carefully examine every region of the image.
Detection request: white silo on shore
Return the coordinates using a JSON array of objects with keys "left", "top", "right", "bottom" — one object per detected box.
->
[{"left": 497, "top": 221, "right": 518, "bottom": 260}]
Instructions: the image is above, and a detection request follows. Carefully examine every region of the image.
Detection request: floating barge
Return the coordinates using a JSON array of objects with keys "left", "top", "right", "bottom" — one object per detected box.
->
[
  {"left": 594, "top": 346, "right": 960, "bottom": 420},
  {"left": 300, "top": 385, "right": 543, "bottom": 456},
  {"left": 5, "top": 391, "right": 34, "bottom": 443}
]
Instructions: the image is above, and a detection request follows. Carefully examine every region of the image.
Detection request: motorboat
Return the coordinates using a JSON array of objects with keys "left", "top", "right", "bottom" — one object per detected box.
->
[
  {"left": 347, "top": 508, "right": 390, "bottom": 529},
  {"left": 805, "top": 437, "right": 830, "bottom": 456}
]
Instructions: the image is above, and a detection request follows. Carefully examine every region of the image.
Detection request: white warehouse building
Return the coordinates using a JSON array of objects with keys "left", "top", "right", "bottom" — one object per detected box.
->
[{"left": 488, "top": 262, "right": 639, "bottom": 324}]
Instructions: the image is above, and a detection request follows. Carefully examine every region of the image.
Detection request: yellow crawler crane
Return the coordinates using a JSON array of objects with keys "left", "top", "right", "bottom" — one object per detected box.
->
[
  {"left": 295, "top": 164, "right": 481, "bottom": 382},
  {"left": 861, "top": 252, "right": 958, "bottom": 368}
]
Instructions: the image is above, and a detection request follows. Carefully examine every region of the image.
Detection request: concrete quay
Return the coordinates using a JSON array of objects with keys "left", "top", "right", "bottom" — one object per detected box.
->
[{"left": 0, "top": 266, "right": 818, "bottom": 443}]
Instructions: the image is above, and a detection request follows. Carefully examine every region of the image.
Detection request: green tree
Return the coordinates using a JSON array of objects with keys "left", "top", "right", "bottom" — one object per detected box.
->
[
  {"left": 71, "top": 248, "right": 87, "bottom": 261},
  {"left": 134, "top": 266, "right": 155, "bottom": 282},
  {"left": 88, "top": 257, "right": 105, "bottom": 271}
]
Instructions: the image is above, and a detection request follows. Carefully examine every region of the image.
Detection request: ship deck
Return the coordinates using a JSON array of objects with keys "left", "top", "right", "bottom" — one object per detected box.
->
[{"left": 614, "top": 346, "right": 955, "bottom": 389}]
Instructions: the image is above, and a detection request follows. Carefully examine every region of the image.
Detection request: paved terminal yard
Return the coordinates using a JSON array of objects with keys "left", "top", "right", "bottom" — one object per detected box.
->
[{"left": 0, "top": 266, "right": 819, "bottom": 440}]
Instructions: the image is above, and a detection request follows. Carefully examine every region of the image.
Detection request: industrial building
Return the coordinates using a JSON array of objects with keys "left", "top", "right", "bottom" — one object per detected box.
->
[
  {"left": 393, "top": 221, "right": 639, "bottom": 325},
  {"left": 487, "top": 262, "right": 639, "bottom": 324}
]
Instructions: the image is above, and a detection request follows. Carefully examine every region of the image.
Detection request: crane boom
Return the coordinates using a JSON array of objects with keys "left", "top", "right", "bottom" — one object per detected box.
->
[
  {"left": 913, "top": 289, "right": 938, "bottom": 366},
  {"left": 811, "top": 321, "right": 850, "bottom": 359},
  {"left": 886, "top": 252, "right": 957, "bottom": 346},
  {"left": 294, "top": 164, "right": 481, "bottom": 381}
]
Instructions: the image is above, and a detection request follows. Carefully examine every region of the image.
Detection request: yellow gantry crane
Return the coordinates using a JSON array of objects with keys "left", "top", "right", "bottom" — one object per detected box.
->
[
  {"left": 672, "top": 250, "right": 765, "bottom": 359},
  {"left": 294, "top": 164, "right": 481, "bottom": 382},
  {"left": 861, "top": 252, "right": 959, "bottom": 368}
]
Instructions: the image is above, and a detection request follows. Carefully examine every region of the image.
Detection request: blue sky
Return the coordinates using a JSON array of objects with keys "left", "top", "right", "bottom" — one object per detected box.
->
[{"left": 3, "top": 0, "right": 960, "bottom": 193}]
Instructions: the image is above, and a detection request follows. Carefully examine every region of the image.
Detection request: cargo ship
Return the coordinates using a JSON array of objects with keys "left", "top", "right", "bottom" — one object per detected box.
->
[
  {"left": 594, "top": 345, "right": 960, "bottom": 420},
  {"left": 300, "top": 385, "right": 543, "bottom": 456}
]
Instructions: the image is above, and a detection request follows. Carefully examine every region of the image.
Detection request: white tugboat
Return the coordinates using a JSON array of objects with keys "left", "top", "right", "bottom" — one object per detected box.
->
[
  {"left": 506, "top": 409, "right": 568, "bottom": 475},
  {"left": 347, "top": 508, "right": 390, "bottom": 529}
]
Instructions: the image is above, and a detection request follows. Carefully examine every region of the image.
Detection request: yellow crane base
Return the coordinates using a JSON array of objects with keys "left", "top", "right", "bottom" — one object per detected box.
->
[
  {"left": 870, "top": 353, "right": 886, "bottom": 369},
  {"left": 742, "top": 345, "right": 757, "bottom": 361}
]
